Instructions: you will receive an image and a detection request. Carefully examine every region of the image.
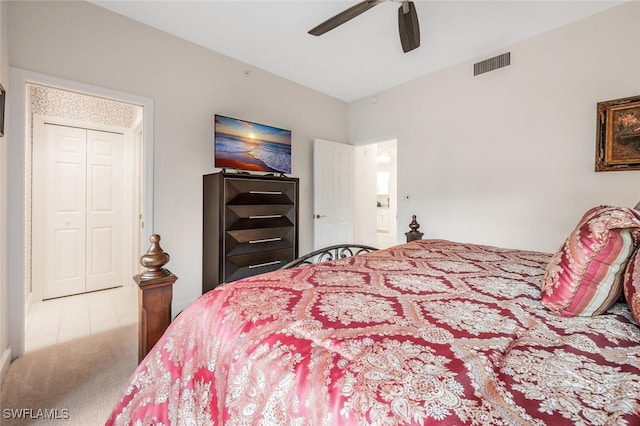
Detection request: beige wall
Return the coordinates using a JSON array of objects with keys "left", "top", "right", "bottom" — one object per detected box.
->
[
  {"left": 7, "top": 1, "right": 348, "bottom": 314},
  {"left": 349, "top": 1, "right": 640, "bottom": 253},
  {"left": 1, "top": 0, "right": 9, "bottom": 379}
]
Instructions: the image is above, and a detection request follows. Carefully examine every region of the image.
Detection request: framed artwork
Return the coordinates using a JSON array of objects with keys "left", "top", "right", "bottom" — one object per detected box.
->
[
  {"left": 595, "top": 95, "right": 640, "bottom": 171},
  {"left": 0, "top": 83, "right": 4, "bottom": 137}
]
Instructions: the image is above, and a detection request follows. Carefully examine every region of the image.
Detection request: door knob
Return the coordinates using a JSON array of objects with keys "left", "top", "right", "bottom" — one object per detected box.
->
[{"left": 315, "top": 214, "right": 327, "bottom": 219}]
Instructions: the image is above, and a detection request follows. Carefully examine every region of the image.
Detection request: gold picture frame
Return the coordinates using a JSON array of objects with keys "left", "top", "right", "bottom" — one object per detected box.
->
[{"left": 596, "top": 95, "right": 640, "bottom": 171}]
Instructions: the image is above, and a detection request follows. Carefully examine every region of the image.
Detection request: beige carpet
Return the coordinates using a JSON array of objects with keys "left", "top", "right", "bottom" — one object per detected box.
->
[{"left": 0, "top": 325, "right": 137, "bottom": 425}]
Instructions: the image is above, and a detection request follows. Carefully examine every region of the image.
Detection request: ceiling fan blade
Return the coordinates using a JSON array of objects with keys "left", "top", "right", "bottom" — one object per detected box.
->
[
  {"left": 309, "top": 0, "right": 386, "bottom": 36},
  {"left": 398, "top": 1, "right": 420, "bottom": 53}
]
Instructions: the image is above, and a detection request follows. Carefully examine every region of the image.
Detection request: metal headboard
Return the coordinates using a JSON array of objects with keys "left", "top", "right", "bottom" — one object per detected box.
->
[{"left": 281, "top": 244, "right": 378, "bottom": 269}]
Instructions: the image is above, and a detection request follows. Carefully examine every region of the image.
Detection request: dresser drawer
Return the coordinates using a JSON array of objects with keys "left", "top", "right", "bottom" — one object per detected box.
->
[
  {"left": 225, "top": 178, "right": 296, "bottom": 205},
  {"left": 224, "top": 248, "right": 295, "bottom": 282},
  {"left": 225, "top": 204, "right": 294, "bottom": 231},
  {"left": 225, "top": 227, "right": 295, "bottom": 257}
]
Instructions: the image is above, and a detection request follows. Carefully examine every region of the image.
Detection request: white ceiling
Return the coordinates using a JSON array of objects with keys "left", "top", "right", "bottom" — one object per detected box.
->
[{"left": 91, "top": 1, "right": 623, "bottom": 102}]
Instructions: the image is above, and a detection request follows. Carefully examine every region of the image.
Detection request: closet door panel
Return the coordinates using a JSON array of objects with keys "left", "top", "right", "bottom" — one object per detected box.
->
[
  {"left": 86, "top": 130, "right": 124, "bottom": 292},
  {"left": 41, "top": 124, "right": 87, "bottom": 299}
]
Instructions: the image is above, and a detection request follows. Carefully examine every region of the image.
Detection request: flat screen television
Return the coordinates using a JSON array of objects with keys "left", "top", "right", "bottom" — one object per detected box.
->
[{"left": 214, "top": 114, "right": 292, "bottom": 174}]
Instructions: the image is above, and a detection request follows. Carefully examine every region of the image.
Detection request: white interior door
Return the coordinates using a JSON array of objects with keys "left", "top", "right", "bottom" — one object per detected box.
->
[
  {"left": 313, "top": 139, "right": 354, "bottom": 249},
  {"left": 41, "top": 125, "right": 88, "bottom": 299},
  {"left": 86, "top": 130, "right": 124, "bottom": 292},
  {"left": 37, "top": 124, "right": 124, "bottom": 299}
]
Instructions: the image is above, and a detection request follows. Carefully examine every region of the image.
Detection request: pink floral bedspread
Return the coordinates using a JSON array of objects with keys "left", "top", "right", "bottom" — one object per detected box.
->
[{"left": 107, "top": 240, "right": 640, "bottom": 425}]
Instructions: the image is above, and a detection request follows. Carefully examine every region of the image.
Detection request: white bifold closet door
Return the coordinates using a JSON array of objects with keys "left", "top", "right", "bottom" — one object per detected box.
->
[{"left": 39, "top": 124, "right": 124, "bottom": 299}]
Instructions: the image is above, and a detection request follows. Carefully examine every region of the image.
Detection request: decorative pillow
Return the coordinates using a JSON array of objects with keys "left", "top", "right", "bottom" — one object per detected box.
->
[
  {"left": 623, "top": 247, "right": 640, "bottom": 324},
  {"left": 541, "top": 205, "right": 640, "bottom": 317}
]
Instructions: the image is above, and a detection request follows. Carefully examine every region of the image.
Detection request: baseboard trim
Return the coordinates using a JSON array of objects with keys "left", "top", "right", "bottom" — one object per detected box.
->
[{"left": 0, "top": 347, "right": 11, "bottom": 384}]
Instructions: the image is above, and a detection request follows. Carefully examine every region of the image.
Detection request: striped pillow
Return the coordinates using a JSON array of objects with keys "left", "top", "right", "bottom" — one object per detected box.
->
[
  {"left": 623, "top": 247, "right": 640, "bottom": 324},
  {"left": 541, "top": 206, "right": 640, "bottom": 317}
]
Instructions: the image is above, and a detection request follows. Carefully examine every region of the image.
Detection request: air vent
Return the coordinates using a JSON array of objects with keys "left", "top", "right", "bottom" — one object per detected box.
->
[{"left": 474, "top": 52, "right": 511, "bottom": 76}]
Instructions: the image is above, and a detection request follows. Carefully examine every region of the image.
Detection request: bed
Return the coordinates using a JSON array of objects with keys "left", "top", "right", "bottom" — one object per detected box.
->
[{"left": 107, "top": 207, "right": 640, "bottom": 425}]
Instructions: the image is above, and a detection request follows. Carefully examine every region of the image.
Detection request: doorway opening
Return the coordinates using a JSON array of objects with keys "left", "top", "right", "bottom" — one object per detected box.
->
[
  {"left": 7, "top": 68, "right": 153, "bottom": 359},
  {"left": 354, "top": 139, "right": 398, "bottom": 248},
  {"left": 22, "top": 84, "right": 144, "bottom": 351},
  {"left": 8, "top": 69, "right": 154, "bottom": 357},
  {"left": 25, "top": 84, "right": 144, "bottom": 351}
]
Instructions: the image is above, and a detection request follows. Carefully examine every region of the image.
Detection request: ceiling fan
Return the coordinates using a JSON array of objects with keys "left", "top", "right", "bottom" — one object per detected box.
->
[{"left": 308, "top": 0, "right": 420, "bottom": 53}]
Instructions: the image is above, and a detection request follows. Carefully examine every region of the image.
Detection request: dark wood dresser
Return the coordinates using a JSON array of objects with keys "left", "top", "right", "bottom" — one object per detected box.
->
[{"left": 202, "top": 172, "right": 299, "bottom": 293}]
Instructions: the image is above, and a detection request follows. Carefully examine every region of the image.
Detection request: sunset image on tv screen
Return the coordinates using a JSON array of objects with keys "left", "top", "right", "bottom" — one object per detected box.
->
[{"left": 214, "top": 115, "right": 292, "bottom": 174}]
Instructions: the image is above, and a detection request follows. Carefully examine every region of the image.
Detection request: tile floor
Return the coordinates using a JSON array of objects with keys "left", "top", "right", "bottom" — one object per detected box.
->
[{"left": 24, "top": 286, "right": 138, "bottom": 352}]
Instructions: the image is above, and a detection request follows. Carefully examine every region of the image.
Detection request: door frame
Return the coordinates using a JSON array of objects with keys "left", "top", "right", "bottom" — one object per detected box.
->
[
  {"left": 8, "top": 68, "right": 155, "bottom": 359},
  {"left": 31, "top": 115, "right": 134, "bottom": 302}
]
